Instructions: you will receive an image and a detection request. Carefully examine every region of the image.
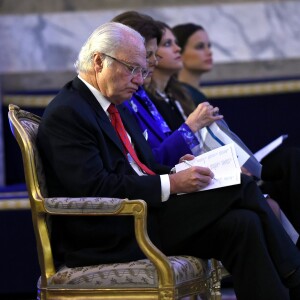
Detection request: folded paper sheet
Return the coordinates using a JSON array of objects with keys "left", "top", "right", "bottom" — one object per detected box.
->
[
  {"left": 200, "top": 122, "right": 262, "bottom": 178},
  {"left": 198, "top": 122, "right": 286, "bottom": 180},
  {"left": 254, "top": 134, "right": 288, "bottom": 162},
  {"left": 175, "top": 143, "right": 241, "bottom": 192}
]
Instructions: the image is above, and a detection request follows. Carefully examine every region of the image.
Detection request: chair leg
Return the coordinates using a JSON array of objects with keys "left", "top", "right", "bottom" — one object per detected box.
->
[
  {"left": 210, "top": 290, "right": 222, "bottom": 300},
  {"left": 209, "top": 259, "right": 223, "bottom": 300},
  {"left": 180, "top": 295, "right": 200, "bottom": 300},
  {"left": 210, "top": 274, "right": 222, "bottom": 300}
]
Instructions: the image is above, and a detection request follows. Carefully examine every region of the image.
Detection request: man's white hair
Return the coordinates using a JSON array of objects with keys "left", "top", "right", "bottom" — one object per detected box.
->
[{"left": 74, "top": 22, "right": 145, "bottom": 73}]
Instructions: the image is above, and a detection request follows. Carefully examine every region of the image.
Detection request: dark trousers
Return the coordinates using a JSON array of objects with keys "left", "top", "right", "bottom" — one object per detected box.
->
[
  {"left": 261, "top": 146, "right": 300, "bottom": 233},
  {"left": 159, "top": 175, "right": 300, "bottom": 300}
]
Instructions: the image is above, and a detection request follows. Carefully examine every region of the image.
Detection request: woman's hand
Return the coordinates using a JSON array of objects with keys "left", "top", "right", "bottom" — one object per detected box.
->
[
  {"left": 185, "top": 102, "right": 223, "bottom": 133},
  {"left": 241, "top": 166, "right": 253, "bottom": 176}
]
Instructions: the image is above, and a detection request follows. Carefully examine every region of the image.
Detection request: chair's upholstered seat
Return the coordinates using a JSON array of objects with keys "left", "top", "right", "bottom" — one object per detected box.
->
[{"left": 46, "top": 256, "right": 209, "bottom": 288}]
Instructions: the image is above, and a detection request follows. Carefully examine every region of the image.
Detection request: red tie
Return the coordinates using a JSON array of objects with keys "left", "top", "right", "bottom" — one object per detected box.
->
[{"left": 108, "top": 104, "right": 155, "bottom": 175}]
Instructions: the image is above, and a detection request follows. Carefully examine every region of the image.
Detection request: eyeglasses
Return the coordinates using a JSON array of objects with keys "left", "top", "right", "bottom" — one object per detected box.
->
[
  {"left": 146, "top": 51, "right": 163, "bottom": 63},
  {"left": 103, "top": 54, "right": 149, "bottom": 80}
]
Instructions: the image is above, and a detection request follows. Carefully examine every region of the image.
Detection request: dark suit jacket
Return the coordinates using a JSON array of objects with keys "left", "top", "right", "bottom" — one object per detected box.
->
[{"left": 37, "top": 77, "right": 241, "bottom": 267}]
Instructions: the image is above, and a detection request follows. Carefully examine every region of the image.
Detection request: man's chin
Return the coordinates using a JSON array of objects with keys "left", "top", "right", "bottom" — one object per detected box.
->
[
  {"left": 125, "top": 91, "right": 135, "bottom": 99},
  {"left": 115, "top": 93, "right": 134, "bottom": 104}
]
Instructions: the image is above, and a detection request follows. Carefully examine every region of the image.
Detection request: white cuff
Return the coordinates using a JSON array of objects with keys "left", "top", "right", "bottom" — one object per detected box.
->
[{"left": 160, "top": 174, "right": 170, "bottom": 202}]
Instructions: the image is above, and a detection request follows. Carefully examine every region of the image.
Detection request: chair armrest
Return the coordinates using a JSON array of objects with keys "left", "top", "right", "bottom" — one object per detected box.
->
[
  {"left": 42, "top": 196, "right": 175, "bottom": 286},
  {"left": 44, "top": 197, "right": 129, "bottom": 215}
]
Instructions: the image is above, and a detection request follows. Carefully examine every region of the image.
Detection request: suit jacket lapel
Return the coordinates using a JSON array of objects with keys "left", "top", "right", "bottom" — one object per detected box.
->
[
  {"left": 72, "top": 77, "right": 170, "bottom": 173},
  {"left": 72, "top": 77, "right": 124, "bottom": 152}
]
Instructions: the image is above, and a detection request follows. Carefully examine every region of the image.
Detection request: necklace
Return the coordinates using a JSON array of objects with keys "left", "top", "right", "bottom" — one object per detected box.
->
[{"left": 156, "top": 90, "right": 170, "bottom": 103}]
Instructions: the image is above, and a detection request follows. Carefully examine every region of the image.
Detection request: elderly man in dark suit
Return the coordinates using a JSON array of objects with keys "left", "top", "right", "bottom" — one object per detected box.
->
[{"left": 37, "top": 21, "right": 300, "bottom": 300}]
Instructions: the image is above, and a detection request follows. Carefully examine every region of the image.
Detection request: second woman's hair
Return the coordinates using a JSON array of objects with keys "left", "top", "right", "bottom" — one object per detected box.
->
[
  {"left": 172, "top": 23, "right": 204, "bottom": 52},
  {"left": 111, "top": 11, "right": 162, "bottom": 44},
  {"left": 146, "top": 21, "right": 197, "bottom": 116}
]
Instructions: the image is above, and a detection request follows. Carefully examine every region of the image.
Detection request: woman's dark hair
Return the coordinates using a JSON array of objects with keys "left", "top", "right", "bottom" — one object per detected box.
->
[
  {"left": 145, "top": 21, "right": 196, "bottom": 116},
  {"left": 166, "top": 76, "right": 196, "bottom": 116},
  {"left": 155, "top": 20, "right": 172, "bottom": 32},
  {"left": 111, "top": 11, "right": 162, "bottom": 43},
  {"left": 172, "top": 23, "right": 204, "bottom": 52}
]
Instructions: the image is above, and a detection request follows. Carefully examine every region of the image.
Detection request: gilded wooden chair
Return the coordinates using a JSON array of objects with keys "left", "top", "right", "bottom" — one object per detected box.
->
[{"left": 8, "top": 104, "right": 224, "bottom": 300}]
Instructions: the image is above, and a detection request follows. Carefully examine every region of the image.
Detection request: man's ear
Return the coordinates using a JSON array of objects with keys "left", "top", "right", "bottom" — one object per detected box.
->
[{"left": 93, "top": 53, "right": 103, "bottom": 73}]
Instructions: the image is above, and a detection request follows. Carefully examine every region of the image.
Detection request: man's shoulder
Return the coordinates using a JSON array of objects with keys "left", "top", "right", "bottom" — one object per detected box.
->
[{"left": 46, "top": 79, "right": 91, "bottom": 111}]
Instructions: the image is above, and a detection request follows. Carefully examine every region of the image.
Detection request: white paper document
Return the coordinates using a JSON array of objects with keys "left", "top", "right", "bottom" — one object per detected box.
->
[
  {"left": 175, "top": 143, "right": 241, "bottom": 192},
  {"left": 201, "top": 122, "right": 251, "bottom": 166},
  {"left": 254, "top": 134, "right": 288, "bottom": 162}
]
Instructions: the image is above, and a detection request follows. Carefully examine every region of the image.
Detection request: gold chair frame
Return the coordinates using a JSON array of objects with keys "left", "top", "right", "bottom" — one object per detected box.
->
[{"left": 8, "top": 104, "right": 224, "bottom": 300}]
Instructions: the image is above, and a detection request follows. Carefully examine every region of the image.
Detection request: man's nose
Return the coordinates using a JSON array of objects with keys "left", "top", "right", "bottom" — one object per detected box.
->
[{"left": 132, "top": 72, "right": 144, "bottom": 85}]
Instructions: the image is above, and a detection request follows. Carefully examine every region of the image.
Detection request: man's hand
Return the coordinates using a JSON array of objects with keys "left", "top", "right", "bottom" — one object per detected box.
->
[
  {"left": 185, "top": 102, "right": 223, "bottom": 133},
  {"left": 169, "top": 166, "right": 214, "bottom": 194}
]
